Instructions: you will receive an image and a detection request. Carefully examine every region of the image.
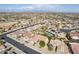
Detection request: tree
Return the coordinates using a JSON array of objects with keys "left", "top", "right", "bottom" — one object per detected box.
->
[
  {"left": 39, "top": 41, "right": 45, "bottom": 48},
  {"left": 47, "top": 43, "right": 53, "bottom": 51},
  {"left": 66, "top": 32, "right": 72, "bottom": 41},
  {"left": 0, "top": 40, "right": 4, "bottom": 46},
  {"left": 42, "top": 31, "right": 53, "bottom": 43}
]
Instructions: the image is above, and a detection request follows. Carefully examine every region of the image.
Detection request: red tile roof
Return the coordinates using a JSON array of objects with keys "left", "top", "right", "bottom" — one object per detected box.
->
[
  {"left": 71, "top": 32, "right": 79, "bottom": 36},
  {"left": 70, "top": 43, "right": 79, "bottom": 54}
]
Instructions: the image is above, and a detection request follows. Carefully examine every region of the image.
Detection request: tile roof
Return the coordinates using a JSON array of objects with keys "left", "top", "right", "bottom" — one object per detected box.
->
[{"left": 70, "top": 43, "right": 79, "bottom": 54}]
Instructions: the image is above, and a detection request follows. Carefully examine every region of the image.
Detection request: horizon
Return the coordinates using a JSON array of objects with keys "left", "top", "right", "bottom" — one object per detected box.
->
[{"left": 0, "top": 4, "right": 79, "bottom": 13}]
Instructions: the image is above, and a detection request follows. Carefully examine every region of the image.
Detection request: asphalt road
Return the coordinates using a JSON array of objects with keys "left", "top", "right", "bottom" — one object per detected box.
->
[
  {"left": 60, "top": 28, "right": 79, "bottom": 32},
  {"left": 1, "top": 22, "right": 45, "bottom": 35},
  {"left": 1, "top": 35, "right": 40, "bottom": 54},
  {"left": 0, "top": 23, "right": 45, "bottom": 54}
]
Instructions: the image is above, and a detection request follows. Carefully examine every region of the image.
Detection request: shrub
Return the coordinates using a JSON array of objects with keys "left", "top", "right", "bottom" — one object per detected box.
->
[
  {"left": 39, "top": 41, "right": 45, "bottom": 48},
  {"left": 0, "top": 40, "right": 4, "bottom": 46}
]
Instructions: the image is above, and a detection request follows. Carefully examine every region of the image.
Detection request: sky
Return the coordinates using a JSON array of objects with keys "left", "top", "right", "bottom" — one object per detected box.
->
[{"left": 0, "top": 4, "right": 79, "bottom": 13}]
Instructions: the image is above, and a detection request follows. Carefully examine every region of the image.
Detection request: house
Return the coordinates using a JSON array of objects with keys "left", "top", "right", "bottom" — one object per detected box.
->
[
  {"left": 50, "top": 39, "right": 70, "bottom": 53},
  {"left": 0, "top": 22, "right": 17, "bottom": 31},
  {"left": 0, "top": 45, "right": 5, "bottom": 54},
  {"left": 70, "top": 30, "right": 79, "bottom": 40},
  {"left": 22, "top": 32, "right": 48, "bottom": 45},
  {"left": 70, "top": 43, "right": 79, "bottom": 54}
]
